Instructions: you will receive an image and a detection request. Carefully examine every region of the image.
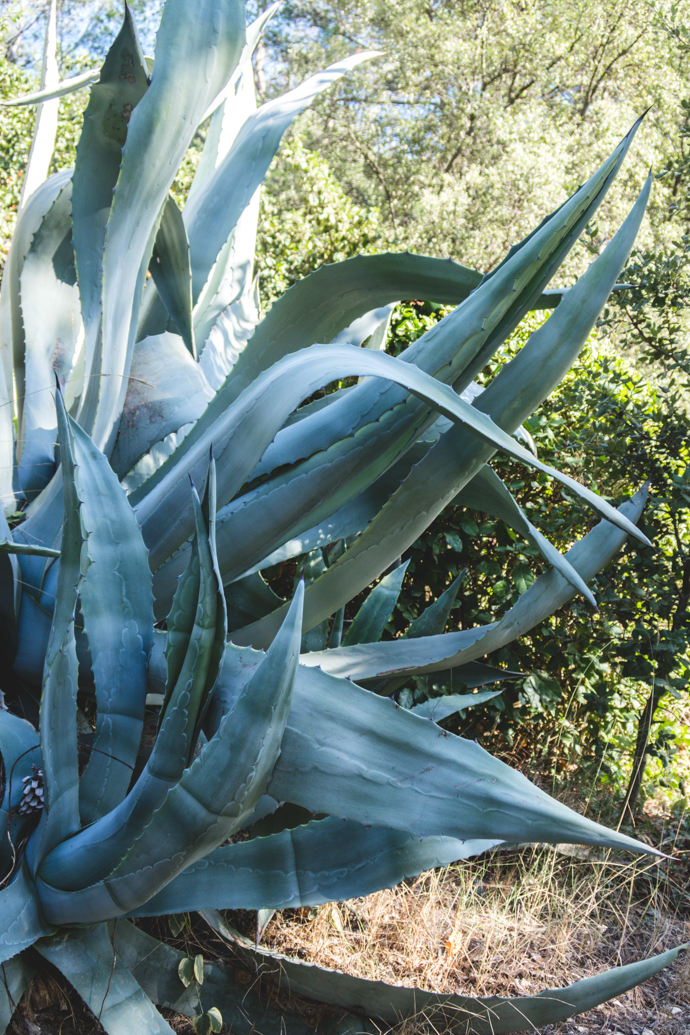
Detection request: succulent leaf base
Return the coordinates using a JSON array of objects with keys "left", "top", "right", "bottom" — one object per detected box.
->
[{"left": 0, "top": 1, "right": 684, "bottom": 1032}]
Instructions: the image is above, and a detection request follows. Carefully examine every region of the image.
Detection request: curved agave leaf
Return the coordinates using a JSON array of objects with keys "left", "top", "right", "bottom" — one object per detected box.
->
[
  {"left": 179, "top": 149, "right": 647, "bottom": 613},
  {"left": 194, "top": 637, "right": 657, "bottom": 858},
  {"left": 71, "top": 4, "right": 149, "bottom": 421},
  {"left": 37, "top": 584, "right": 301, "bottom": 924},
  {"left": 36, "top": 924, "right": 176, "bottom": 1035},
  {"left": 0, "top": 863, "right": 54, "bottom": 965},
  {"left": 212, "top": 117, "right": 640, "bottom": 430},
  {"left": 66, "top": 412, "right": 154, "bottom": 825},
  {"left": 128, "top": 816, "right": 501, "bottom": 915},
  {"left": 185, "top": 51, "right": 379, "bottom": 311},
  {"left": 110, "top": 129, "right": 641, "bottom": 592},
  {"left": 0, "top": 67, "right": 100, "bottom": 107},
  {"left": 460, "top": 464, "right": 595, "bottom": 605},
  {"left": 17, "top": 179, "right": 79, "bottom": 499},
  {"left": 0, "top": 541, "right": 59, "bottom": 559},
  {"left": 216, "top": 255, "right": 515, "bottom": 412},
  {"left": 2, "top": 169, "right": 72, "bottom": 461},
  {"left": 100, "top": 582, "right": 302, "bottom": 918},
  {"left": 191, "top": 2, "right": 282, "bottom": 193},
  {"left": 236, "top": 176, "right": 650, "bottom": 647},
  {"left": 80, "top": 0, "right": 245, "bottom": 453},
  {"left": 38, "top": 467, "right": 224, "bottom": 899},
  {"left": 220, "top": 935, "right": 685, "bottom": 1035},
  {"left": 18, "top": 0, "right": 59, "bottom": 211},
  {"left": 135, "top": 341, "right": 647, "bottom": 619},
  {"left": 297, "top": 488, "right": 647, "bottom": 681},
  {"left": 0, "top": 513, "right": 22, "bottom": 672},
  {"left": 409, "top": 690, "right": 503, "bottom": 721},
  {"left": 133, "top": 9, "right": 282, "bottom": 352},
  {"left": 236, "top": 436, "right": 432, "bottom": 577}
]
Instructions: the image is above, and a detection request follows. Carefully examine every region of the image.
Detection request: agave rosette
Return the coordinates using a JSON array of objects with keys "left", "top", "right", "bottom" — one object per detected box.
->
[{"left": 0, "top": 2, "right": 683, "bottom": 1033}]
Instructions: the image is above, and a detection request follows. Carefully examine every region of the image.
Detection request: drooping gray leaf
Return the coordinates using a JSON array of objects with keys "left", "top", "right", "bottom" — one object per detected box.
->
[
  {"left": 1, "top": 67, "right": 100, "bottom": 107},
  {"left": 185, "top": 52, "right": 379, "bottom": 310}
]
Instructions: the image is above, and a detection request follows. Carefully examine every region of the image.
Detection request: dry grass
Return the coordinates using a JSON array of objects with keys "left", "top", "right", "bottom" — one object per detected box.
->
[{"left": 254, "top": 845, "right": 690, "bottom": 1034}]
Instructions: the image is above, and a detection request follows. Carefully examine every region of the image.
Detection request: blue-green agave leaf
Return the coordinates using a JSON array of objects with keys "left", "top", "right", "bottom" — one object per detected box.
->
[
  {"left": 185, "top": 168, "right": 646, "bottom": 617},
  {"left": 0, "top": 67, "right": 100, "bottom": 107},
  {"left": 34, "top": 389, "right": 82, "bottom": 865},
  {"left": 149, "top": 195, "right": 195, "bottom": 356},
  {"left": 67, "top": 412, "right": 154, "bottom": 825},
  {"left": 81, "top": 0, "right": 245, "bottom": 452},
  {"left": 460, "top": 464, "right": 596, "bottom": 605},
  {"left": 71, "top": 4, "right": 149, "bottom": 425},
  {"left": 36, "top": 924, "right": 176, "bottom": 1034},
  {"left": 341, "top": 559, "right": 409, "bottom": 646},
  {"left": 0, "top": 169, "right": 72, "bottom": 455},
  {"left": 217, "top": 254, "right": 544, "bottom": 413},
  {"left": 125, "top": 130, "right": 641, "bottom": 595},
  {"left": 299, "top": 549, "right": 329, "bottom": 652},
  {"left": 18, "top": 0, "right": 59, "bottom": 211},
  {"left": 410, "top": 690, "right": 503, "bottom": 721},
  {"left": 128, "top": 816, "right": 500, "bottom": 915},
  {"left": 295, "top": 488, "right": 646, "bottom": 681},
  {"left": 110, "top": 332, "right": 213, "bottom": 480},
  {"left": 0, "top": 541, "right": 60, "bottom": 558},
  {"left": 37, "top": 583, "right": 301, "bottom": 925},
  {"left": 136, "top": 341, "right": 647, "bottom": 619},
  {"left": 192, "top": 2, "right": 282, "bottom": 189},
  {"left": 0, "top": 863, "right": 54, "bottom": 965},
  {"left": 220, "top": 937, "right": 685, "bottom": 1035},
  {"left": 236, "top": 176, "right": 650, "bottom": 647},
  {"left": 99, "top": 582, "right": 303, "bottom": 919},
  {"left": 0, "top": 953, "right": 37, "bottom": 1032},
  {"left": 185, "top": 51, "right": 379, "bottom": 311},
  {"left": 197, "top": 635, "right": 656, "bottom": 859},
  {"left": 16, "top": 178, "right": 77, "bottom": 500}
]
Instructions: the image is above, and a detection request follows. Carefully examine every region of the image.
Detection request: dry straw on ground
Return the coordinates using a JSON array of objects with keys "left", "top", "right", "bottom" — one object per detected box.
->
[{"left": 256, "top": 843, "right": 690, "bottom": 1035}]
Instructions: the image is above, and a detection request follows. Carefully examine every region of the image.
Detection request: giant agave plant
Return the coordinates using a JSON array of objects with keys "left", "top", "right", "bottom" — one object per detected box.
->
[{"left": 0, "top": 0, "right": 684, "bottom": 1032}]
